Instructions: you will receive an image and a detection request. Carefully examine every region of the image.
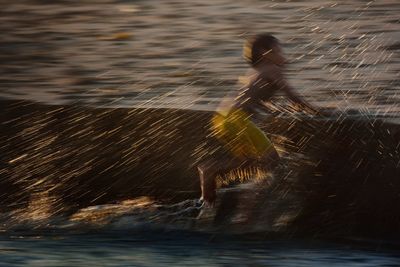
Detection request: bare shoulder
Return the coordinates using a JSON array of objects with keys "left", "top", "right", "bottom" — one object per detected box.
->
[{"left": 258, "top": 64, "right": 285, "bottom": 83}]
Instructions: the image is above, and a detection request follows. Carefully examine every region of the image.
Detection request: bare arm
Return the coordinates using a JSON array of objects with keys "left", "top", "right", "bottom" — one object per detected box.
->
[
  {"left": 281, "top": 83, "right": 317, "bottom": 113},
  {"left": 268, "top": 68, "right": 319, "bottom": 114}
]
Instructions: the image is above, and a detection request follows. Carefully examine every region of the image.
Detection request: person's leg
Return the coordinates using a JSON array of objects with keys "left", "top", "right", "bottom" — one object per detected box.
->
[
  {"left": 259, "top": 146, "right": 280, "bottom": 170},
  {"left": 198, "top": 157, "right": 245, "bottom": 205},
  {"left": 198, "top": 161, "right": 218, "bottom": 205}
]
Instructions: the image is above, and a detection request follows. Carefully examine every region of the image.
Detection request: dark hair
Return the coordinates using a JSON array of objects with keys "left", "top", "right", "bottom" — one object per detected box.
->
[{"left": 243, "top": 34, "right": 279, "bottom": 67}]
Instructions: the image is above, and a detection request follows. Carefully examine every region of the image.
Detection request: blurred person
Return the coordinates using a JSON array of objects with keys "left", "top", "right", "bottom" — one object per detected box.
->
[{"left": 198, "top": 34, "right": 319, "bottom": 205}]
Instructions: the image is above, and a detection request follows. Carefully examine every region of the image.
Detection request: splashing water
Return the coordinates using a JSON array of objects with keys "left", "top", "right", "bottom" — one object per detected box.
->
[{"left": 0, "top": 0, "right": 400, "bottom": 266}]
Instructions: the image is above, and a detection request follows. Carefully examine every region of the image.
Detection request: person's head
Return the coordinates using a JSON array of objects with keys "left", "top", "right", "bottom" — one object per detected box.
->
[{"left": 243, "top": 34, "right": 286, "bottom": 67}]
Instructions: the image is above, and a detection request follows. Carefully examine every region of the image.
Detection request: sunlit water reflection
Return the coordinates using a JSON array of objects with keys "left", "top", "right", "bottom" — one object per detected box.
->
[{"left": 1, "top": 0, "right": 399, "bottom": 116}]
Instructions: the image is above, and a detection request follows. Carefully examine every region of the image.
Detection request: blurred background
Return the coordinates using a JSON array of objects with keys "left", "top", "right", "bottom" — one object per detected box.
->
[
  {"left": 1, "top": 1, "right": 400, "bottom": 266},
  {"left": 1, "top": 0, "right": 399, "bottom": 115}
]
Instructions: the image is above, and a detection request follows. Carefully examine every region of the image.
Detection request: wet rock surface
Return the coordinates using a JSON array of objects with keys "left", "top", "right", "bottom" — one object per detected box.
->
[{"left": 1, "top": 99, "right": 399, "bottom": 238}]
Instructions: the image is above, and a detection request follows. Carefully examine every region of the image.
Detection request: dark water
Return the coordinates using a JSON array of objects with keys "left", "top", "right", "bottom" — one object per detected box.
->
[
  {"left": 1, "top": 230, "right": 400, "bottom": 267},
  {"left": 1, "top": 0, "right": 400, "bottom": 266},
  {"left": 1, "top": 192, "right": 399, "bottom": 266}
]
